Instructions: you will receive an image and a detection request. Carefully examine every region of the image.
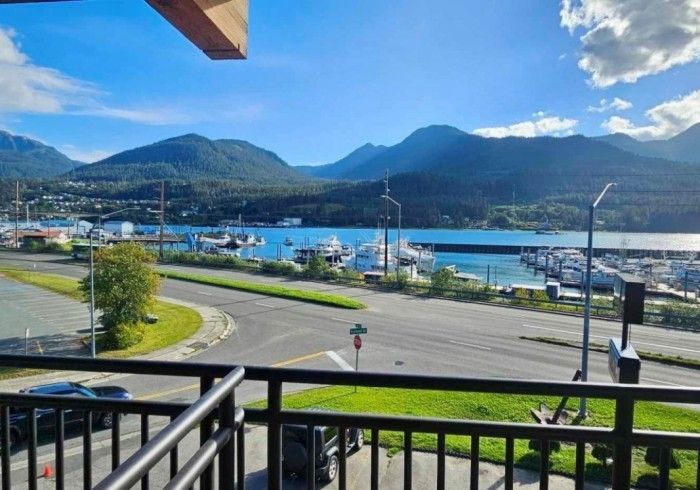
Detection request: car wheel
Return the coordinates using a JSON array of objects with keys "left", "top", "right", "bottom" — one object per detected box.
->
[
  {"left": 354, "top": 429, "right": 364, "bottom": 450},
  {"left": 99, "top": 413, "right": 114, "bottom": 429},
  {"left": 322, "top": 454, "right": 338, "bottom": 483}
]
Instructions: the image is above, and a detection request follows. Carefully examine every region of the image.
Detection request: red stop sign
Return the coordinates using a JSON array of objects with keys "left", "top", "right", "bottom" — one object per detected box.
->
[{"left": 353, "top": 335, "right": 362, "bottom": 350}]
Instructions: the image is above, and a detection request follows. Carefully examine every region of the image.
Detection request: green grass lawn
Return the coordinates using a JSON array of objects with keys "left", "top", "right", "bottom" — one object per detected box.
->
[
  {"left": 258, "top": 385, "right": 700, "bottom": 489},
  {"left": 0, "top": 268, "right": 202, "bottom": 358},
  {"left": 159, "top": 270, "right": 366, "bottom": 310}
]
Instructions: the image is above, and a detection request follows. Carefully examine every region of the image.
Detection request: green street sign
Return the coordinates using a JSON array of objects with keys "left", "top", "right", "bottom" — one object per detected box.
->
[{"left": 349, "top": 323, "right": 367, "bottom": 335}]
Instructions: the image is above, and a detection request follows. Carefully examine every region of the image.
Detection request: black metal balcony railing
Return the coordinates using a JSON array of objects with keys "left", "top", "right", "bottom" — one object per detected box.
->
[{"left": 0, "top": 354, "right": 698, "bottom": 490}]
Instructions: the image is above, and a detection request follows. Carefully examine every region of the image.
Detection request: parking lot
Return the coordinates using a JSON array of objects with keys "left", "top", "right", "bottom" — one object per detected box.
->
[{"left": 0, "top": 275, "right": 90, "bottom": 357}]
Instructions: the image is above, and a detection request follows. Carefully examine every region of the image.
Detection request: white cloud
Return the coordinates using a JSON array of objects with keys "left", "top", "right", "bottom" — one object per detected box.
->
[
  {"left": 57, "top": 145, "right": 112, "bottom": 163},
  {"left": 473, "top": 114, "right": 578, "bottom": 138},
  {"left": 0, "top": 27, "right": 193, "bottom": 125},
  {"left": 601, "top": 89, "right": 700, "bottom": 140},
  {"left": 558, "top": 53, "right": 567, "bottom": 61},
  {"left": 587, "top": 97, "right": 632, "bottom": 113},
  {"left": 560, "top": 0, "right": 700, "bottom": 87}
]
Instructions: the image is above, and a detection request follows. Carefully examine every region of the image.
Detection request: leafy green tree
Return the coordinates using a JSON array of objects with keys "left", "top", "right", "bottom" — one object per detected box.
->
[{"left": 81, "top": 243, "right": 161, "bottom": 330}]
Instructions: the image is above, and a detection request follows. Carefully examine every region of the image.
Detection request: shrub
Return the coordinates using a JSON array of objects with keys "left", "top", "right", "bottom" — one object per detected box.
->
[
  {"left": 527, "top": 439, "right": 561, "bottom": 453},
  {"left": 591, "top": 444, "right": 613, "bottom": 468},
  {"left": 644, "top": 447, "right": 681, "bottom": 469},
  {"left": 260, "top": 260, "right": 297, "bottom": 275},
  {"left": 102, "top": 323, "right": 145, "bottom": 349},
  {"left": 430, "top": 267, "right": 457, "bottom": 294}
]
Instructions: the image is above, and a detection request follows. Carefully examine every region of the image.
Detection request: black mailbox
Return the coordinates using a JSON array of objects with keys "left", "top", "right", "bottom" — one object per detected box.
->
[
  {"left": 608, "top": 338, "right": 641, "bottom": 384},
  {"left": 613, "top": 273, "right": 645, "bottom": 325}
]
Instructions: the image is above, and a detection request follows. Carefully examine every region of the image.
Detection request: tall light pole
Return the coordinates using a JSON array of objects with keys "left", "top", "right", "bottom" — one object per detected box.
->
[
  {"left": 87, "top": 207, "right": 139, "bottom": 358},
  {"left": 382, "top": 194, "right": 402, "bottom": 281},
  {"left": 383, "top": 170, "right": 389, "bottom": 276},
  {"left": 579, "top": 182, "right": 616, "bottom": 417}
]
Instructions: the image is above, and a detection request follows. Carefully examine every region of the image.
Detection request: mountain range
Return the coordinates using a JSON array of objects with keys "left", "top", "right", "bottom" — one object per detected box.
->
[
  {"left": 593, "top": 123, "right": 700, "bottom": 164},
  {"left": 0, "top": 131, "right": 82, "bottom": 178},
  {"left": 299, "top": 123, "right": 700, "bottom": 181},
  {"left": 69, "top": 133, "right": 308, "bottom": 184}
]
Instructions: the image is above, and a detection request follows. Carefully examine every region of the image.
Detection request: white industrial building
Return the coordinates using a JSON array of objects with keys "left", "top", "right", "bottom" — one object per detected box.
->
[{"left": 103, "top": 220, "right": 134, "bottom": 237}]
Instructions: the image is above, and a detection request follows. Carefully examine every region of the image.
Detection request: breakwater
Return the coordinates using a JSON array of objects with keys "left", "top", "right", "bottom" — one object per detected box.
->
[{"left": 409, "top": 242, "right": 696, "bottom": 259}]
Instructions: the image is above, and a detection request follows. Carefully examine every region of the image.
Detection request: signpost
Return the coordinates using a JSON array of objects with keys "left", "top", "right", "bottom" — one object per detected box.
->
[{"left": 349, "top": 324, "right": 366, "bottom": 392}]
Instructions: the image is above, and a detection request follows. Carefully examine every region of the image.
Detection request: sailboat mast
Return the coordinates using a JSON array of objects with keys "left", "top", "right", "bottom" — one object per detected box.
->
[{"left": 384, "top": 170, "right": 389, "bottom": 276}]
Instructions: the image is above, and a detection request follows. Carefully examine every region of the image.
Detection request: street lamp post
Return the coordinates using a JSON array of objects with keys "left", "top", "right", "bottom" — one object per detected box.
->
[
  {"left": 87, "top": 207, "right": 139, "bottom": 358},
  {"left": 382, "top": 194, "right": 402, "bottom": 281},
  {"left": 579, "top": 182, "right": 616, "bottom": 417}
]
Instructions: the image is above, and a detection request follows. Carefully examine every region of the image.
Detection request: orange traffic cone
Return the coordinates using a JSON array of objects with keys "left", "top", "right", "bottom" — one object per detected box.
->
[{"left": 42, "top": 463, "right": 54, "bottom": 479}]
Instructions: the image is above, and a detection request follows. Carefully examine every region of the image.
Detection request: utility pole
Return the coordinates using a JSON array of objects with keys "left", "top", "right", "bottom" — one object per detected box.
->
[
  {"left": 383, "top": 170, "right": 389, "bottom": 276},
  {"left": 159, "top": 180, "right": 165, "bottom": 258},
  {"left": 14, "top": 181, "right": 19, "bottom": 248}
]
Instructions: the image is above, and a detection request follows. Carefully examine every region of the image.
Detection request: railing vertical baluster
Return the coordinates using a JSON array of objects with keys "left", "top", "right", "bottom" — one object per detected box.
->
[
  {"left": 403, "top": 431, "right": 412, "bottom": 490},
  {"left": 696, "top": 449, "right": 700, "bottom": 490},
  {"left": 306, "top": 424, "right": 316, "bottom": 490},
  {"left": 504, "top": 437, "right": 514, "bottom": 490},
  {"left": 612, "top": 395, "right": 635, "bottom": 489},
  {"left": 169, "top": 415, "right": 178, "bottom": 479},
  {"left": 539, "top": 439, "right": 549, "bottom": 490},
  {"left": 111, "top": 412, "right": 120, "bottom": 471},
  {"left": 141, "top": 414, "right": 149, "bottom": 490},
  {"left": 200, "top": 376, "right": 214, "bottom": 489},
  {"left": 237, "top": 420, "right": 245, "bottom": 490},
  {"left": 56, "top": 409, "right": 65, "bottom": 490},
  {"left": 218, "top": 391, "right": 235, "bottom": 490},
  {"left": 338, "top": 427, "right": 347, "bottom": 490},
  {"left": 267, "top": 380, "right": 282, "bottom": 490},
  {"left": 658, "top": 447, "right": 671, "bottom": 490},
  {"left": 1, "top": 406, "right": 11, "bottom": 490},
  {"left": 28, "top": 408, "right": 37, "bottom": 490},
  {"left": 574, "top": 441, "right": 585, "bottom": 490},
  {"left": 371, "top": 429, "right": 379, "bottom": 490},
  {"left": 436, "top": 433, "right": 445, "bottom": 490},
  {"left": 83, "top": 412, "right": 92, "bottom": 490},
  {"left": 470, "top": 435, "right": 479, "bottom": 489}
]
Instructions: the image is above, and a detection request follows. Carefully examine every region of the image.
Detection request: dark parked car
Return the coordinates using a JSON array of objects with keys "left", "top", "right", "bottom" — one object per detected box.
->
[
  {"left": 282, "top": 423, "right": 364, "bottom": 482},
  {"left": 8, "top": 381, "right": 132, "bottom": 448}
]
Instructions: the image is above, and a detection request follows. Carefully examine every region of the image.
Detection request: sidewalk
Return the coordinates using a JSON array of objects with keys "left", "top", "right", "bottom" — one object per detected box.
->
[{"left": 0, "top": 297, "right": 234, "bottom": 392}]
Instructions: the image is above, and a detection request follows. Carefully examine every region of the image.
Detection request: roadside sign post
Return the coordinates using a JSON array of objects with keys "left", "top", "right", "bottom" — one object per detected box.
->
[
  {"left": 349, "top": 324, "right": 366, "bottom": 393},
  {"left": 25, "top": 328, "right": 29, "bottom": 355}
]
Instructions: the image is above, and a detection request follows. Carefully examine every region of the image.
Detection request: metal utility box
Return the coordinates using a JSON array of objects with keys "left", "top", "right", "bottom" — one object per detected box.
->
[
  {"left": 545, "top": 281, "right": 561, "bottom": 301},
  {"left": 613, "top": 273, "right": 645, "bottom": 325},
  {"left": 608, "top": 339, "right": 641, "bottom": 384}
]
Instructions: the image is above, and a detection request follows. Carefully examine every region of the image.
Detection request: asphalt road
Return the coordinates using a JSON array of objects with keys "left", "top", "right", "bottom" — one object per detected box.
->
[
  {"left": 1, "top": 251, "right": 698, "bottom": 400},
  {"left": 1, "top": 250, "right": 698, "bottom": 487}
]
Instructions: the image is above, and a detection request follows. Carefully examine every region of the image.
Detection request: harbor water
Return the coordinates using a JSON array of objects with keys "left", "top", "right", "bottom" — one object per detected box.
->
[{"left": 135, "top": 226, "right": 700, "bottom": 288}]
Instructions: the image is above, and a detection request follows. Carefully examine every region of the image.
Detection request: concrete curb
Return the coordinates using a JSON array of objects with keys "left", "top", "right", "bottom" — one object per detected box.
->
[{"left": 0, "top": 298, "right": 235, "bottom": 392}]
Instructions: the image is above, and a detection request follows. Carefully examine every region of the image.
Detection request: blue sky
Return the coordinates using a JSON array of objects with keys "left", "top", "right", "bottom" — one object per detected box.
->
[{"left": 0, "top": 0, "right": 698, "bottom": 164}]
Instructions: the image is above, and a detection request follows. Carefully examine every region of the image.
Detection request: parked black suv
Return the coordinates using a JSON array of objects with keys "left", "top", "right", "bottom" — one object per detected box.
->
[
  {"left": 282, "top": 423, "right": 364, "bottom": 482},
  {"left": 8, "top": 381, "right": 132, "bottom": 449}
]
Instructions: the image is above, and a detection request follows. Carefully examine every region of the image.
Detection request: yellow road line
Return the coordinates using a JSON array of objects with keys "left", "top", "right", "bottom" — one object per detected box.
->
[
  {"left": 270, "top": 350, "right": 325, "bottom": 367},
  {"left": 137, "top": 351, "right": 327, "bottom": 401}
]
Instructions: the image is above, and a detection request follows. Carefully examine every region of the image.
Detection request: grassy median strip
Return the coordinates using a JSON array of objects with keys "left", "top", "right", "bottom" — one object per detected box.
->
[
  {"left": 259, "top": 386, "right": 699, "bottom": 489},
  {"left": 0, "top": 268, "right": 202, "bottom": 360},
  {"left": 520, "top": 336, "right": 700, "bottom": 370},
  {"left": 159, "top": 270, "right": 366, "bottom": 310}
]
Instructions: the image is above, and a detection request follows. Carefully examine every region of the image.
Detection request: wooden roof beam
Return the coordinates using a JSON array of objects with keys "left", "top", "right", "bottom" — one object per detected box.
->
[{"left": 145, "top": 0, "right": 248, "bottom": 60}]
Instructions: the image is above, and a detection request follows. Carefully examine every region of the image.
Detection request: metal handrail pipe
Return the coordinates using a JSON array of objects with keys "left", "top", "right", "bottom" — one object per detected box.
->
[
  {"left": 94, "top": 366, "right": 244, "bottom": 490},
  {"left": 166, "top": 407, "right": 244, "bottom": 490},
  {"left": 165, "top": 427, "right": 232, "bottom": 490},
  {"left": 0, "top": 393, "right": 187, "bottom": 417},
  {"left": 1, "top": 355, "right": 698, "bottom": 402}
]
